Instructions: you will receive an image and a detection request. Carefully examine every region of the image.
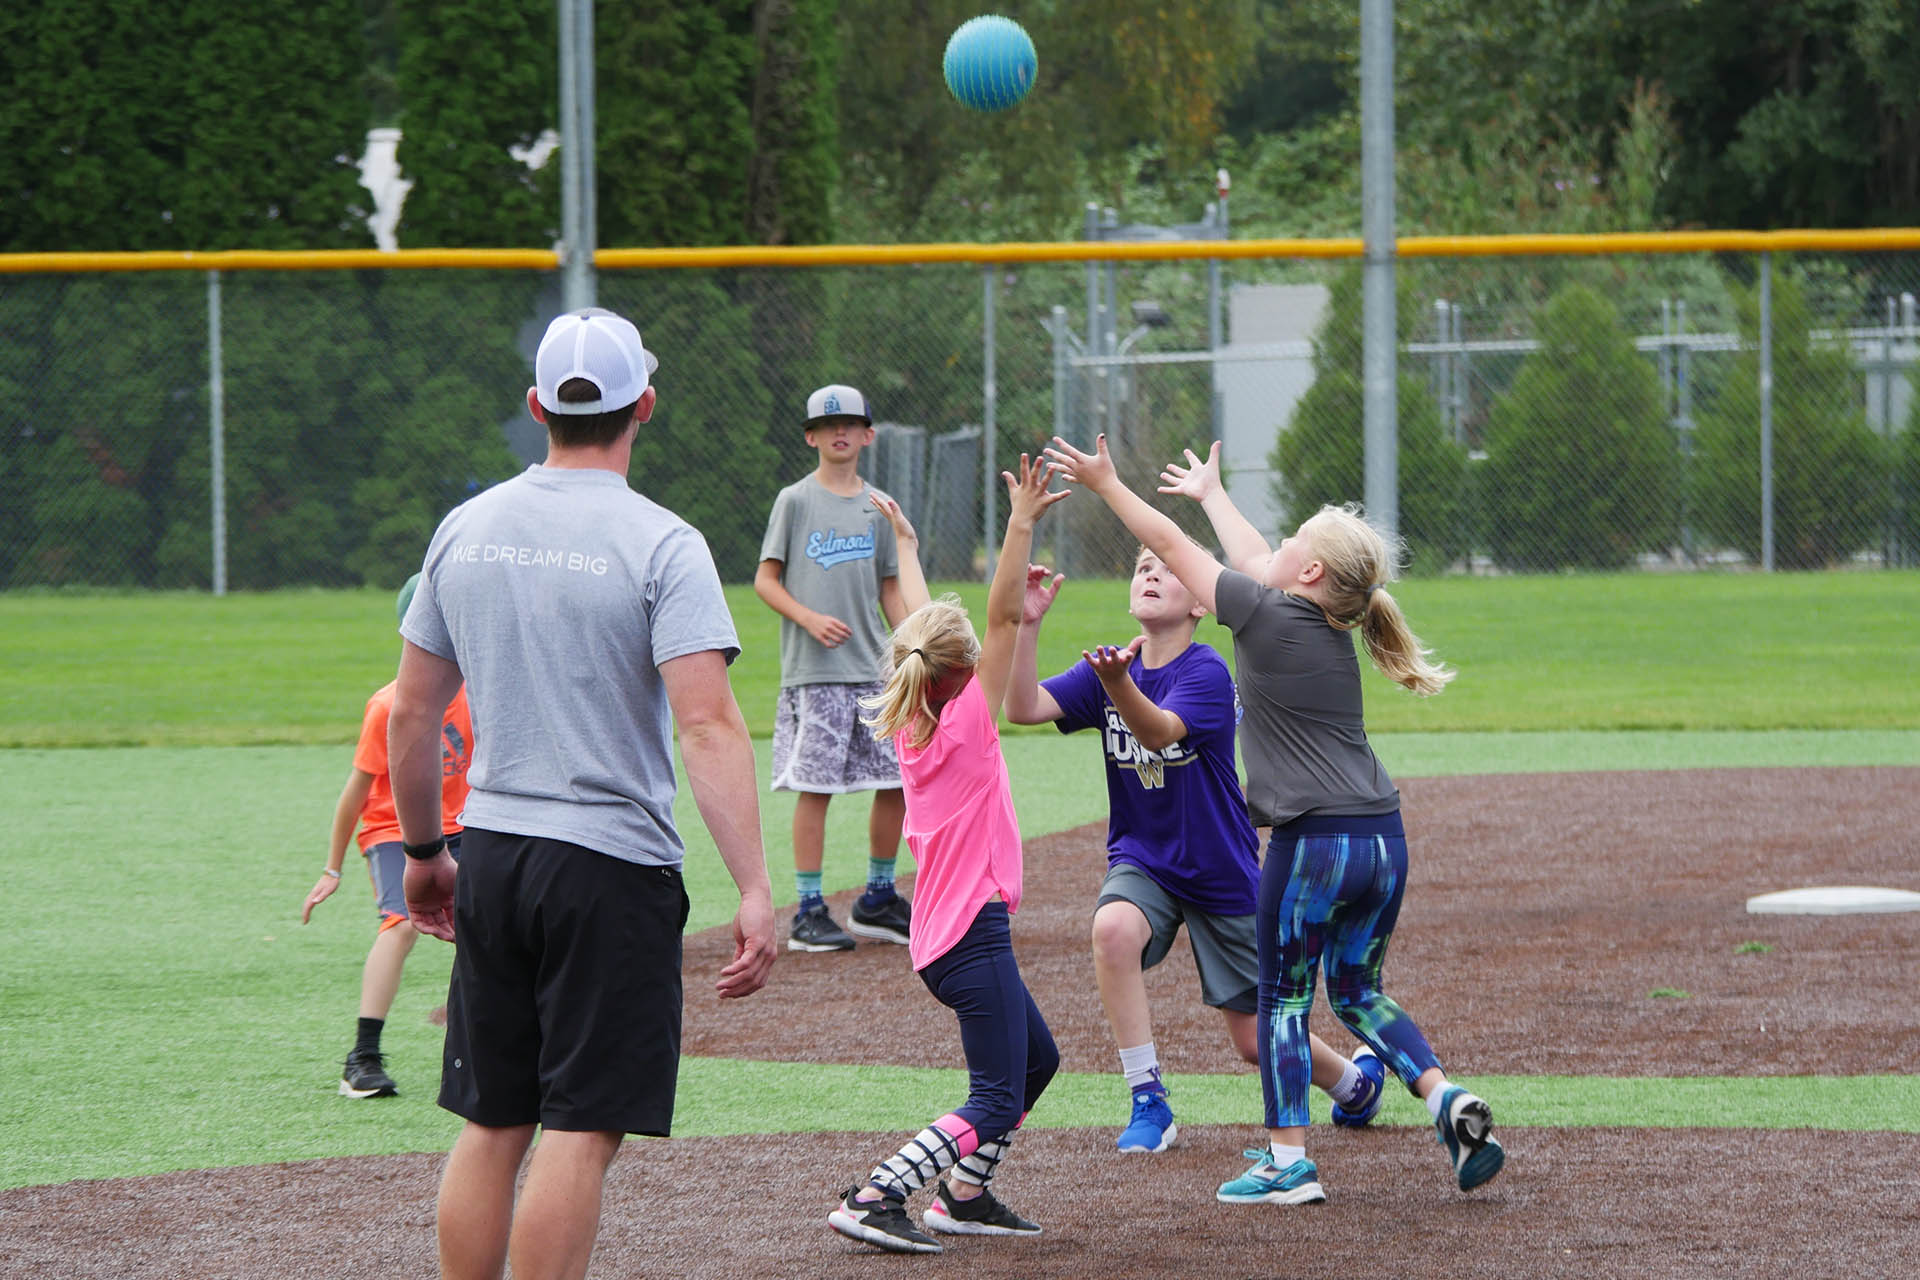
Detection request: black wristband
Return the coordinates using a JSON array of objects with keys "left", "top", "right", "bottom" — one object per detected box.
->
[{"left": 402, "top": 835, "right": 448, "bottom": 861}]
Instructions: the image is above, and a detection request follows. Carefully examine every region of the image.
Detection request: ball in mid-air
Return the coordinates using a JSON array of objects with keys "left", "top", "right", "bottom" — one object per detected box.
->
[{"left": 943, "top": 16, "right": 1037, "bottom": 113}]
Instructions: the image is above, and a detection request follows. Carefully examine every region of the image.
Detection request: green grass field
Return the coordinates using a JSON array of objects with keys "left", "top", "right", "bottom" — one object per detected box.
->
[{"left": 2, "top": 574, "right": 1917, "bottom": 1190}]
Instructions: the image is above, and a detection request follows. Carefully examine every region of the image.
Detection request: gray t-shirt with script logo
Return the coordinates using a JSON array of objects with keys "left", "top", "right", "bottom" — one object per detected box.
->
[
  {"left": 759, "top": 473, "right": 900, "bottom": 687},
  {"left": 402, "top": 465, "right": 740, "bottom": 867}
]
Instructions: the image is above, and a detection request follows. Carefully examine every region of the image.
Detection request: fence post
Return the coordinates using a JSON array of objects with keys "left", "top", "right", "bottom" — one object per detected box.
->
[
  {"left": 982, "top": 263, "right": 998, "bottom": 580},
  {"left": 1759, "top": 253, "right": 1774, "bottom": 572},
  {"left": 208, "top": 270, "right": 227, "bottom": 596},
  {"left": 1360, "top": 0, "right": 1399, "bottom": 538}
]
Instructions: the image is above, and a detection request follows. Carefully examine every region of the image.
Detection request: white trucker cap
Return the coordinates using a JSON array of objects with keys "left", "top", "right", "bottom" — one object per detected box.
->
[
  {"left": 534, "top": 308, "right": 659, "bottom": 414},
  {"left": 804, "top": 384, "right": 872, "bottom": 427}
]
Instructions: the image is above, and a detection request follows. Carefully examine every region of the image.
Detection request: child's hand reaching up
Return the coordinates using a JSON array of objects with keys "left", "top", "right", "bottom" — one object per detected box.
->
[
  {"left": 1158, "top": 441, "right": 1224, "bottom": 504},
  {"left": 1002, "top": 453, "right": 1070, "bottom": 529},
  {"left": 1022, "top": 564, "right": 1065, "bottom": 625},
  {"left": 1042, "top": 434, "right": 1117, "bottom": 495},
  {"left": 1084, "top": 639, "right": 1147, "bottom": 684},
  {"left": 869, "top": 491, "right": 918, "bottom": 546}
]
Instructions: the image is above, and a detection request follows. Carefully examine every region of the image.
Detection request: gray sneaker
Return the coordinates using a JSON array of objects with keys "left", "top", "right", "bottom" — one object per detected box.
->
[
  {"left": 789, "top": 903, "right": 856, "bottom": 952},
  {"left": 849, "top": 893, "right": 911, "bottom": 945}
]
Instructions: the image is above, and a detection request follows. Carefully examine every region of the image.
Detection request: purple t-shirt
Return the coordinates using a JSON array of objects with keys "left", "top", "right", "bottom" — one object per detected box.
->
[{"left": 1042, "top": 642, "right": 1259, "bottom": 915}]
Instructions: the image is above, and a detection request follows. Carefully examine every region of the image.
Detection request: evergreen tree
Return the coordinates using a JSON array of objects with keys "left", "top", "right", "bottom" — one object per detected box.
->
[
  {"left": 1270, "top": 269, "right": 1469, "bottom": 573},
  {"left": 1692, "top": 271, "right": 1888, "bottom": 569},
  {"left": 1482, "top": 284, "right": 1676, "bottom": 571}
]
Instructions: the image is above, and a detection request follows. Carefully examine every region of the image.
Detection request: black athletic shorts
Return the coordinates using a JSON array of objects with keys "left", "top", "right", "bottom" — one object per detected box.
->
[{"left": 438, "top": 827, "right": 690, "bottom": 1135}]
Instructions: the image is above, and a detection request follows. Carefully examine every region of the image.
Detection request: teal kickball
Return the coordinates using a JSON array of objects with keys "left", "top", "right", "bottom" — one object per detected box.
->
[{"left": 943, "top": 16, "right": 1037, "bottom": 113}]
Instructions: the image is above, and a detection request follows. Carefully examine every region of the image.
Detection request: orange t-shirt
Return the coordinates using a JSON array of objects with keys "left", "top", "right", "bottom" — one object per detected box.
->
[{"left": 351, "top": 681, "right": 473, "bottom": 850}]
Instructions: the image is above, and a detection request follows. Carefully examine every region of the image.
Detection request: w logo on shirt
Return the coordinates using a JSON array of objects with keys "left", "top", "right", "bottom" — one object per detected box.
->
[{"left": 1129, "top": 757, "right": 1166, "bottom": 789}]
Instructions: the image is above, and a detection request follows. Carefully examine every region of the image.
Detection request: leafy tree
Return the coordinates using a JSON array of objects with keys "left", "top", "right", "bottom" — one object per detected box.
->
[
  {"left": 392, "top": 0, "right": 557, "bottom": 248},
  {"left": 1270, "top": 269, "right": 1469, "bottom": 573},
  {"left": 1482, "top": 284, "right": 1676, "bottom": 571},
  {"left": 1692, "top": 270, "right": 1888, "bottom": 569}
]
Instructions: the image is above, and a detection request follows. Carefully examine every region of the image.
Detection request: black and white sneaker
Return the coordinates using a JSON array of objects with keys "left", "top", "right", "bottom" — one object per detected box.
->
[
  {"left": 828, "top": 1187, "right": 943, "bottom": 1253},
  {"left": 339, "top": 1048, "right": 398, "bottom": 1098},
  {"left": 789, "top": 903, "right": 856, "bottom": 952},
  {"left": 923, "top": 1181, "right": 1041, "bottom": 1236},
  {"left": 849, "top": 893, "right": 912, "bottom": 945}
]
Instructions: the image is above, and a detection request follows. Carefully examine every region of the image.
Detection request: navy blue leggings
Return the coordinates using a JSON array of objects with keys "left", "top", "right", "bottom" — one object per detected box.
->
[
  {"left": 918, "top": 902, "right": 1059, "bottom": 1141},
  {"left": 1257, "top": 812, "right": 1440, "bottom": 1129}
]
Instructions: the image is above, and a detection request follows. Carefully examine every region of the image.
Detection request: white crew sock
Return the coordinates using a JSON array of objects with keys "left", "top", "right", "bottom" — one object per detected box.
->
[{"left": 1118, "top": 1043, "right": 1161, "bottom": 1091}]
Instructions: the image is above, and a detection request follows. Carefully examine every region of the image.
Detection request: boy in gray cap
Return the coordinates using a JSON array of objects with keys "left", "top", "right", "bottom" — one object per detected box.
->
[{"left": 755, "top": 384, "right": 913, "bottom": 953}]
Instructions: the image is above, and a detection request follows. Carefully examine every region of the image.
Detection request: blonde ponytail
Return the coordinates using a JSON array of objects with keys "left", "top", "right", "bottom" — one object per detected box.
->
[
  {"left": 1299, "top": 504, "right": 1455, "bottom": 697},
  {"left": 860, "top": 596, "right": 980, "bottom": 747}
]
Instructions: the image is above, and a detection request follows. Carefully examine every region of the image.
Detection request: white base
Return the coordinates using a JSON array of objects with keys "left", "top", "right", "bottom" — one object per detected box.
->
[{"left": 1745, "top": 886, "right": 1920, "bottom": 915}]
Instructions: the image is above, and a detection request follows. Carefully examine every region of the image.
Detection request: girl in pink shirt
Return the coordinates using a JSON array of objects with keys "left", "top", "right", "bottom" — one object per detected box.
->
[{"left": 826, "top": 457, "right": 1068, "bottom": 1255}]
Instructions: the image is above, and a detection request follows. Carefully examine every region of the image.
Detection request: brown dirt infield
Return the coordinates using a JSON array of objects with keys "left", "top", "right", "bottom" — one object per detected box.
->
[{"left": 6, "top": 767, "right": 1919, "bottom": 1278}]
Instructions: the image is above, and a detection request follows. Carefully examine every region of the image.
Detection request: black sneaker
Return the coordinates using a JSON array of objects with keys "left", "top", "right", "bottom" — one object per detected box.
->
[
  {"left": 789, "top": 903, "right": 856, "bottom": 952},
  {"left": 339, "top": 1047, "right": 398, "bottom": 1098},
  {"left": 828, "top": 1187, "right": 943, "bottom": 1253},
  {"left": 923, "top": 1181, "right": 1041, "bottom": 1236},
  {"left": 849, "top": 893, "right": 911, "bottom": 945}
]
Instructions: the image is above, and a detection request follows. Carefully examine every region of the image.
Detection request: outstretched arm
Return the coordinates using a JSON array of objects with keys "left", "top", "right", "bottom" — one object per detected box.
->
[
  {"left": 1044, "top": 434, "right": 1224, "bottom": 615},
  {"left": 1005, "top": 564, "right": 1066, "bottom": 725},
  {"left": 1159, "top": 441, "right": 1271, "bottom": 577},
  {"left": 979, "top": 456, "right": 1069, "bottom": 718},
  {"left": 868, "top": 493, "right": 928, "bottom": 615},
  {"left": 1084, "top": 642, "right": 1189, "bottom": 753}
]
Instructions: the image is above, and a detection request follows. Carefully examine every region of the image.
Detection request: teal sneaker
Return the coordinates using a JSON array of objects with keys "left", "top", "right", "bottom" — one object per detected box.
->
[
  {"left": 1434, "top": 1085, "right": 1505, "bottom": 1191},
  {"left": 1215, "top": 1150, "right": 1327, "bottom": 1205}
]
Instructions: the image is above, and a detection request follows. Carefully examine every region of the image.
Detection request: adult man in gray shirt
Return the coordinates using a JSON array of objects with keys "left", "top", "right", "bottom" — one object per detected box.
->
[{"left": 391, "top": 307, "right": 775, "bottom": 1280}]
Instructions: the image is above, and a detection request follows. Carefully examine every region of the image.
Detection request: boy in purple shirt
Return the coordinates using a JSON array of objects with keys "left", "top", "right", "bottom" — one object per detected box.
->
[{"left": 1006, "top": 548, "right": 1383, "bottom": 1152}]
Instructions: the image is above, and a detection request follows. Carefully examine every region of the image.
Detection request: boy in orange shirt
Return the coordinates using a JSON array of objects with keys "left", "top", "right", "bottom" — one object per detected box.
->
[{"left": 301, "top": 574, "right": 473, "bottom": 1098}]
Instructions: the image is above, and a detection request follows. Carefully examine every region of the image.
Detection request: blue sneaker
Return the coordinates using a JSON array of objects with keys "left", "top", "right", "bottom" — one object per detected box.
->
[
  {"left": 1115, "top": 1085, "right": 1176, "bottom": 1153},
  {"left": 1434, "top": 1085, "right": 1505, "bottom": 1191},
  {"left": 1330, "top": 1043, "right": 1386, "bottom": 1128},
  {"left": 1216, "top": 1150, "right": 1327, "bottom": 1205}
]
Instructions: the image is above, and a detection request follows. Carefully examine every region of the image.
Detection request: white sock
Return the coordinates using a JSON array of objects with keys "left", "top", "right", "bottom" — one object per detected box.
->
[
  {"left": 1118, "top": 1043, "right": 1161, "bottom": 1091},
  {"left": 1267, "top": 1142, "right": 1306, "bottom": 1169},
  {"left": 1425, "top": 1086, "right": 1453, "bottom": 1121},
  {"left": 1329, "top": 1059, "right": 1363, "bottom": 1104}
]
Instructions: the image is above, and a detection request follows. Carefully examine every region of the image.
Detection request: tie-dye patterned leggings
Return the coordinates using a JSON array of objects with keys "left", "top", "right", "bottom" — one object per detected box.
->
[{"left": 1257, "top": 811, "right": 1442, "bottom": 1130}]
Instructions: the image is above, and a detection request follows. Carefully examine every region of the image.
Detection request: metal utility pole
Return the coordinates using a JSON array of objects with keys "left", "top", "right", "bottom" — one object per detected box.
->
[
  {"left": 558, "top": 0, "right": 597, "bottom": 310},
  {"left": 1359, "top": 0, "right": 1398, "bottom": 537}
]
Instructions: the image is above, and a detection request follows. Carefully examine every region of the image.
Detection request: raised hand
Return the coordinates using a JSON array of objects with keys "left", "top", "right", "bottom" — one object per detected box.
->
[
  {"left": 1001, "top": 453, "right": 1070, "bottom": 528},
  {"left": 1083, "top": 640, "right": 1141, "bottom": 681},
  {"left": 1159, "top": 441, "right": 1224, "bottom": 504},
  {"left": 869, "top": 491, "right": 918, "bottom": 546},
  {"left": 1042, "top": 433, "right": 1118, "bottom": 494},
  {"left": 1022, "top": 563, "right": 1065, "bottom": 624}
]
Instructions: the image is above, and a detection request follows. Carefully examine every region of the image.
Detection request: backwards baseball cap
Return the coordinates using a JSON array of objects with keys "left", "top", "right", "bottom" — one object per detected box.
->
[
  {"left": 804, "top": 384, "right": 872, "bottom": 428},
  {"left": 534, "top": 307, "right": 659, "bottom": 415}
]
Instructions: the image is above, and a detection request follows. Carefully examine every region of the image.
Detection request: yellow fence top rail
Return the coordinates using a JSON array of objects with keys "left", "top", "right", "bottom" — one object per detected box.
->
[{"left": 4, "top": 228, "right": 1920, "bottom": 274}]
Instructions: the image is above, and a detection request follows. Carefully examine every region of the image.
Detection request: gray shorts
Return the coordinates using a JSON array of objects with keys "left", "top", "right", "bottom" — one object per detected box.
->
[
  {"left": 365, "top": 835, "right": 461, "bottom": 925},
  {"left": 1097, "top": 862, "right": 1258, "bottom": 1014},
  {"left": 770, "top": 682, "right": 901, "bottom": 794}
]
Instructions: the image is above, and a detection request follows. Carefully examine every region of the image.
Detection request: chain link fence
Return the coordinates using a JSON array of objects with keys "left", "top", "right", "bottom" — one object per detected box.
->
[{"left": 4, "top": 246, "right": 1916, "bottom": 591}]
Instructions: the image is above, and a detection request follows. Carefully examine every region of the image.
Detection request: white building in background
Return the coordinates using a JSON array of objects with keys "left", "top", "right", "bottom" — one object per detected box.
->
[
  {"left": 1218, "top": 283, "right": 1328, "bottom": 540},
  {"left": 354, "top": 127, "right": 558, "bottom": 251}
]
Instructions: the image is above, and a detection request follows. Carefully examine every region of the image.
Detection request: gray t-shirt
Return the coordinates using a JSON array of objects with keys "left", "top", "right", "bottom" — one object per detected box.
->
[
  {"left": 402, "top": 465, "right": 740, "bottom": 867},
  {"left": 1212, "top": 568, "right": 1399, "bottom": 827},
  {"left": 758, "top": 474, "right": 900, "bottom": 687}
]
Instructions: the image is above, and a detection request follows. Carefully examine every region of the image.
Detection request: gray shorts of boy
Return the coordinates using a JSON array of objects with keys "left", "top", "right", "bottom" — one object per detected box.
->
[
  {"left": 770, "top": 682, "right": 901, "bottom": 794},
  {"left": 365, "top": 834, "right": 461, "bottom": 924},
  {"left": 1097, "top": 862, "right": 1258, "bottom": 1014}
]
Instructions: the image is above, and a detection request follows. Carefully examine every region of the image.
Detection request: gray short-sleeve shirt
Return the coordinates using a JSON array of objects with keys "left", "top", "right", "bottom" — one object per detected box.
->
[
  {"left": 759, "top": 474, "right": 900, "bottom": 687},
  {"left": 402, "top": 465, "right": 740, "bottom": 867},
  {"left": 1211, "top": 568, "right": 1399, "bottom": 827}
]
